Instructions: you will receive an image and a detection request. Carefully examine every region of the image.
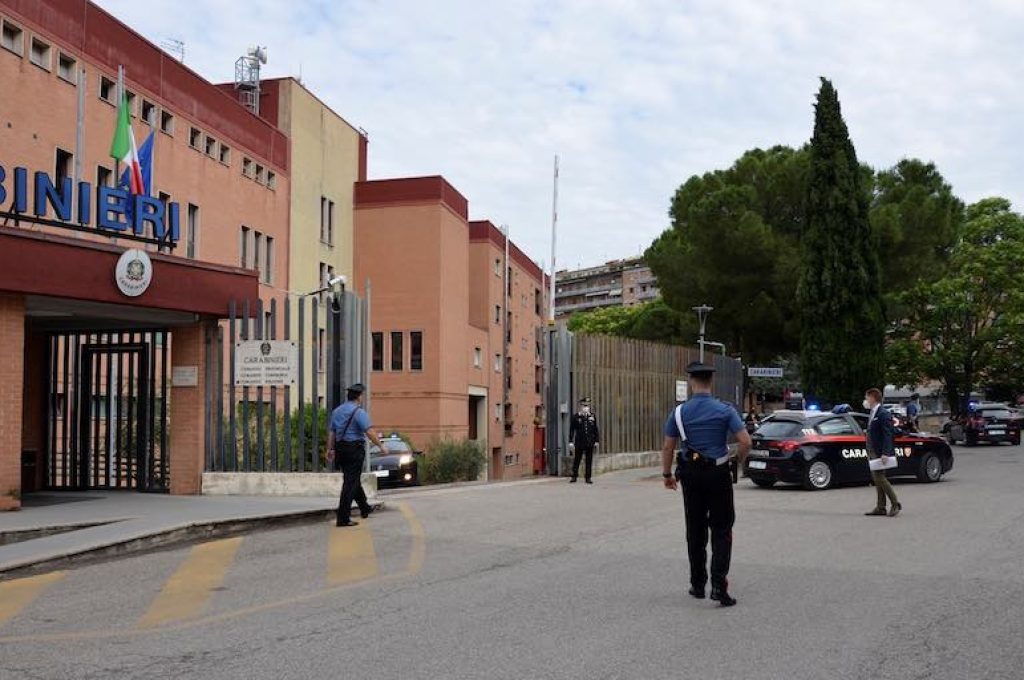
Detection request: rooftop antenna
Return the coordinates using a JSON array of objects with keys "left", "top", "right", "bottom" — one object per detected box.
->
[
  {"left": 235, "top": 45, "right": 268, "bottom": 115},
  {"left": 161, "top": 38, "right": 185, "bottom": 63}
]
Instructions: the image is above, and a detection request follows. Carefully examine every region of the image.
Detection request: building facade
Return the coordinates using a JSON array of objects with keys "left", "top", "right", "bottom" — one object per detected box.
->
[
  {"left": 554, "top": 257, "right": 659, "bottom": 319},
  {"left": 354, "top": 179, "right": 547, "bottom": 480}
]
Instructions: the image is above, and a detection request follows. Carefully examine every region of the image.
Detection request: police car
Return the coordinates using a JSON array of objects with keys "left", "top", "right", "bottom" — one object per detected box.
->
[
  {"left": 368, "top": 435, "right": 421, "bottom": 487},
  {"left": 744, "top": 408, "right": 954, "bottom": 490}
]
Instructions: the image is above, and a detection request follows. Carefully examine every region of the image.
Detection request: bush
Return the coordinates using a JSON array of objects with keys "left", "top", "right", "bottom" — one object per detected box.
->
[{"left": 420, "top": 439, "right": 486, "bottom": 485}]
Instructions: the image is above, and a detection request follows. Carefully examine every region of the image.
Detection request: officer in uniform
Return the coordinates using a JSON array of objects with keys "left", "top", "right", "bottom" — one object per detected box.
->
[
  {"left": 660, "top": 362, "right": 752, "bottom": 606},
  {"left": 569, "top": 397, "right": 601, "bottom": 484},
  {"left": 327, "top": 383, "right": 389, "bottom": 527}
]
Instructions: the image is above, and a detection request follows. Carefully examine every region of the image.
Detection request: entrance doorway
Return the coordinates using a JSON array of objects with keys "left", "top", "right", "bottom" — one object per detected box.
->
[{"left": 45, "top": 331, "right": 169, "bottom": 491}]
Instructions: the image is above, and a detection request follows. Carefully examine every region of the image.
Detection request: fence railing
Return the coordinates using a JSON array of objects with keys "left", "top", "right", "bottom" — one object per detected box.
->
[{"left": 204, "top": 291, "right": 368, "bottom": 473}]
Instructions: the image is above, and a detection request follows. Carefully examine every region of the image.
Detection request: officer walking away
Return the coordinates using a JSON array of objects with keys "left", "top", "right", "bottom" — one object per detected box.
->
[
  {"left": 863, "top": 388, "right": 902, "bottom": 518},
  {"left": 327, "top": 383, "right": 389, "bottom": 527},
  {"left": 660, "top": 362, "right": 752, "bottom": 607},
  {"left": 906, "top": 393, "right": 921, "bottom": 432},
  {"left": 569, "top": 397, "right": 600, "bottom": 484}
]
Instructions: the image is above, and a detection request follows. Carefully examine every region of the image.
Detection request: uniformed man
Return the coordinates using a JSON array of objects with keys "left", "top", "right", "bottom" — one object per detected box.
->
[
  {"left": 326, "top": 383, "right": 389, "bottom": 527},
  {"left": 569, "top": 397, "right": 601, "bottom": 484},
  {"left": 660, "top": 362, "right": 752, "bottom": 607}
]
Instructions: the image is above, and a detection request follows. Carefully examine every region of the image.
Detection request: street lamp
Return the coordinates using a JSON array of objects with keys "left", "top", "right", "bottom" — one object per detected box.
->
[
  {"left": 692, "top": 304, "right": 713, "bottom": 362},
  {"left": 300, "top": 275, "right": 347, "bottom": 408}
]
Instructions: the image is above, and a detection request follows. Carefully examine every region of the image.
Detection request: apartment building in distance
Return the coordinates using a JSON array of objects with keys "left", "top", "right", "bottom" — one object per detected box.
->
[
  {"left": 354, "top": 178, "right": 548, "bottom": 480},
  {"left": 554, "top": 257, "right": 659, "bottom": 320}
]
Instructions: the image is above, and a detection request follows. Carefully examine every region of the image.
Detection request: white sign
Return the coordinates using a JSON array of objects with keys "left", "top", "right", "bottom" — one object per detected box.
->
[
  {"left": 235, "top": 341, "right": 298, "bottom": 386},
  {"left": 675, "top": 380, "right": 689, "bottom": 402},
  {"left": 748, "top": 367, "right": 784, "bottom": 378},
  {"left": 172, "top": 365, "right": 198, "bottom": 387},
  {"left": 114, "top": 248, "right": 153, "bottom": 297}
]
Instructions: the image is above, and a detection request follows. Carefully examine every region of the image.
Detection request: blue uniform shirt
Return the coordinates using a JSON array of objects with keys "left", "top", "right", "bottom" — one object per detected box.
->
[
  {"left": 663, "top": 393, "right": 744, "bottom": 460},
  {"left": 330, "top": 401, "right": 372, "bottom": 442}
]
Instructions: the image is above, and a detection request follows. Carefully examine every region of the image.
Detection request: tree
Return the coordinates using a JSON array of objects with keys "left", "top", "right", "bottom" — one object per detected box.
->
[
  {"left": 887, "top": 198, "right": 1024, "bottom": 415},
  {"left": 567, "top": 299, "right": 695, "bottom": 345},
  {"left": 797, "top": 78, "right": 885, "bottom": 407}
]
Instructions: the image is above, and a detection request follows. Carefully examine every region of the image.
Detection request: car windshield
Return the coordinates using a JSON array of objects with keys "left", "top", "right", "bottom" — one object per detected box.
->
[
  {"left": 754, "top": 420, "right": 805, "bottom": 439},
  {"left": 370, "top": 440, "right": 411, "bottom": 456}
]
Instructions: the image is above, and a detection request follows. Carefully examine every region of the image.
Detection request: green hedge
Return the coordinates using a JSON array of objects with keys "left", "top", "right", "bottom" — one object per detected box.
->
[{"left": 420, "top": 439, "right": 486, "bottom": 484}]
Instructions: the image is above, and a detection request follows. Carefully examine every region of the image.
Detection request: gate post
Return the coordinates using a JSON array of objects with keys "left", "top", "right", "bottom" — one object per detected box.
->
[
  {"left": 0, "top": 293, "right": 25, "bottom": 510},
  {"left": 169, "top": 320, "right": 213, "bottom": 494}
]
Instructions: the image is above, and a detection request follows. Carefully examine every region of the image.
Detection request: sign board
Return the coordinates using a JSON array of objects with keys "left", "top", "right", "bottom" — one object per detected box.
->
[
  {"left": 235, "top": 341, "right": 298, "bottom": 386},
  {"left": 675, "top": 380, "right": 689, "bottom": 402},
  {"left": 171, "top": 365, "right": 198, "bottom": 387},
  {"left": 748, "top": 367, "right": 784, "bottom": 378},
  {"left": 114, "top": 248, "right": 153, "bottom": 297}
]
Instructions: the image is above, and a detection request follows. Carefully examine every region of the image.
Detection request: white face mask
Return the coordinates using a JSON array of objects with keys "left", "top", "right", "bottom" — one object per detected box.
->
[
  {"left": 863, "top": 399, "right": 872, "bottom": 410},
  {"left": 581, "top": 406, "right": 591, "bottom": 415}
]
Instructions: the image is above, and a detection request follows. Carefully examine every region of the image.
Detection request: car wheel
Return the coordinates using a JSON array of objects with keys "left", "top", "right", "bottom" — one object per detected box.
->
[
  {"left": 917, "top": 453, "right": 943, "bottom": 483},
  {"left": 752, "top": 479, "right": 775, "bottom": 489},
  {"left": 802, "top": 460, "right": 833, "bottom": 491}
]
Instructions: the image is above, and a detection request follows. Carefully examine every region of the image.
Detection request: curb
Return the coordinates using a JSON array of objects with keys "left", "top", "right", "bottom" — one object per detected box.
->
[{"left": 0, "top": 499, "right": 385, "bottom": 578}]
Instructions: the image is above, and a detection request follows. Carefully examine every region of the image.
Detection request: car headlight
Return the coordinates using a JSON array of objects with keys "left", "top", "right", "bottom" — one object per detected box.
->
[{"left": 399, "top": 454, "right": 413, "bottom": 466}]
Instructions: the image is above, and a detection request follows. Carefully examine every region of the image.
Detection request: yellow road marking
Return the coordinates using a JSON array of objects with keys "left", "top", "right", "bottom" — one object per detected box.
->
[
  {"left": 0, "top": 503, "right": 426, "bottom": 644},
  {"left": 327, "top": 521, "right": 378, "bottom": 585},
  {"left": 139, "top": 537, "right": 243, "bottom": 628},
  {"left": 0, "top": 572, "right": 66, "bottom": 626}
]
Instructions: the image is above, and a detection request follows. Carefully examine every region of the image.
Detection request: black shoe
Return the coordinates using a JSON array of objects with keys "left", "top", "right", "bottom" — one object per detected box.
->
[
  {"left": 689, "top": 586, "right": 706, "bottom": 600},
  {"left": 710, "top": 588, "right": 737, "bottom": 607},
  {"left": 336, "top": 520, "right": 359, "bottom": 527},
  {"left": 888, "top": 503, "right": 902, "bottom": 518},
  {"left": 360, "top": 506, "right": 374, "bottom": 519},
  {"left": 569, "top": 477, "right": 577, "bottom": 483},
  {"left": 585, "top": 479, "right": 593, "bottom": 485},
  {"left": 864, "top": 508, "right": 888, "bottom": 516}
]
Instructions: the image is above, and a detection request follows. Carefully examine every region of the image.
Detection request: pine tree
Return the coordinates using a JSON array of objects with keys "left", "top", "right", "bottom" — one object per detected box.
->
[{"left": 797, "top": 78, "right": 885, "bottom": 407}]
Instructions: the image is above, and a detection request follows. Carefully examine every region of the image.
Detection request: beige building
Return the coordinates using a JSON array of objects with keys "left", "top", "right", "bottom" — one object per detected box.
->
[{"left": 554, "top": 257, "right": 658, "bottom": 319}]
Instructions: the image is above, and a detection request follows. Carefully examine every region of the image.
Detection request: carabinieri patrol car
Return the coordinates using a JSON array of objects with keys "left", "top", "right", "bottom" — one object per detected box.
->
[{"left": 744, "top": 408, "right": 954, "bottom": 490}]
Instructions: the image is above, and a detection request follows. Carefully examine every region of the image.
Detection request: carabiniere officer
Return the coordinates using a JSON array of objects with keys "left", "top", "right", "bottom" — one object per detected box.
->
[{"left": 660, "top": 361, "right": 752, "bottom": 607}]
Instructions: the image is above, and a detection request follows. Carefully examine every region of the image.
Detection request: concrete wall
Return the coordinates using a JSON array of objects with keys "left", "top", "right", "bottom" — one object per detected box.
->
[
  {"left": 202, "top": 471, "right": 378, "bottom": 498},
  {"left": 0, "top": 293, "right": 25, "bottom": 510}
]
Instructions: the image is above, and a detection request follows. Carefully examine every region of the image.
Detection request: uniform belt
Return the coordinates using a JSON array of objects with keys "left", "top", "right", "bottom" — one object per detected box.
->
[{"left": 686, "top": 450, "right": 730, "bottom": 466}]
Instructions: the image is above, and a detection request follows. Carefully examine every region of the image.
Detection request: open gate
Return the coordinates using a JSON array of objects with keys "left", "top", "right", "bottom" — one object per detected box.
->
[{"left": 46, "top": 331, "right": 170, "bottom": 491}]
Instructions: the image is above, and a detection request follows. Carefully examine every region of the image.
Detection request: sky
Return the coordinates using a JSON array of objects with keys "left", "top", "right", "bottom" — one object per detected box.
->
[{"left": 97, "top": 0, "right": 1024, "bottom": 272}]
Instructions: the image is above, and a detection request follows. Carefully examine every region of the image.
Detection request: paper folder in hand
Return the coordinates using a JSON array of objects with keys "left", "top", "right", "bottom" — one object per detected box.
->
[{"left": 869, "top": 456, "right": 898, "bottom": 472}]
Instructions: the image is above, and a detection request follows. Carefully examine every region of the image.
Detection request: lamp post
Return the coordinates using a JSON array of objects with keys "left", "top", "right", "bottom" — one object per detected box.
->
[
  {"left": 692, "top": 304, "right": 713, "bottom": 362},
  {"left": 301, "top": 275, "right": 346, "bottom": 408}
]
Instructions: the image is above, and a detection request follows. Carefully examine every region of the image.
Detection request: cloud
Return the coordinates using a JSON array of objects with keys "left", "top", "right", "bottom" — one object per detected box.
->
[{"left": 96, "top": 0, "right": 1024, "bottom": 270}]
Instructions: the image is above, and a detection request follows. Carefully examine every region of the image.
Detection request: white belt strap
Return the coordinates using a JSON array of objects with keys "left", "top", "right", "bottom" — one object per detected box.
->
[{"left": 674, "top": 405, "right": 687, "bottom": 442}]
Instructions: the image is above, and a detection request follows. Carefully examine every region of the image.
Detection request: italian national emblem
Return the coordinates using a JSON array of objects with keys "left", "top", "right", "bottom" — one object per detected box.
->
[{"left": 115, "top": 248, "right": 153, "bottom": 297}]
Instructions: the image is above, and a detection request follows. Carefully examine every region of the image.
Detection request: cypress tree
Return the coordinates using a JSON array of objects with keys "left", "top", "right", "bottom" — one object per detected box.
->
[{"left": 797, "top": 78, "right": 885, "bottom": 407}]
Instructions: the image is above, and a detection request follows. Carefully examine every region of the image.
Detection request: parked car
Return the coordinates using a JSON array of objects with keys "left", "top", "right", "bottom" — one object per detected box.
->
[
  {"left": 367, "top": 435, "right": 422, "bottom": 486},
  {"left": 744, "top": 408, "right": 954, "bottom": 490},
  {"left": 945, "top": 403, "right": 1022, "bottom": 446}
]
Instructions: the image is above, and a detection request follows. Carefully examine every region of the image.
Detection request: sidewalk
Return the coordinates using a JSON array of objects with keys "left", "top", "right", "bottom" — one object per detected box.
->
[{"left": 0, "top": 491, "right": 380, "bottom": 576}]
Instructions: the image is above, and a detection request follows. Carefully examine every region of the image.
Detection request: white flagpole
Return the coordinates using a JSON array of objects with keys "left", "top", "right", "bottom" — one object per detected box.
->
[{"left": 549, "top": 155, "right": 559, "bottom": 322}]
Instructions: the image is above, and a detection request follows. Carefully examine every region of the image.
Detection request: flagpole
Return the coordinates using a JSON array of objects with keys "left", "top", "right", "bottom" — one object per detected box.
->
[
  {"left": 73, "top": 63, "right": 86, "bottom": 239},
  {"left": 549, "top": 154, "right": 559, "bottom": 322},
  {"left": 114, "top": 65, "right": 124, "bottom": 183}
]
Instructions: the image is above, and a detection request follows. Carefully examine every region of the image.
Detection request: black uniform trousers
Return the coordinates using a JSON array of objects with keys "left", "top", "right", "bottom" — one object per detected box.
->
[
  {"left": 680, "top": 461, "right": 735, "bottom": 591},
  {"left": 571, "top": 445, "right": 595, "bottom": 481},
  {"left": 335, "top": 441, "right": 372, "bottom": 523}
]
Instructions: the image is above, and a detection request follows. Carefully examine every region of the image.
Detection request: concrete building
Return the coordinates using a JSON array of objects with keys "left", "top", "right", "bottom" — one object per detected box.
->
[
  {"left": 353, "top": 178, "right": 548, "bottom": 480},
  {"left": 554, "top": 257, "right": 658, "bottom": 319}
]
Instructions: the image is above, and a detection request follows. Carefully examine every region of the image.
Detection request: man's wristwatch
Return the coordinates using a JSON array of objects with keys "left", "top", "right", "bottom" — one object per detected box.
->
[{"left": 662, "top": 472, "right": 673, "bottom": 479}]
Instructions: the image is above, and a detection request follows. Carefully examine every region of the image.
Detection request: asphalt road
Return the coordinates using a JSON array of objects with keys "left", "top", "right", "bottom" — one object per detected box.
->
[{"left": 2, "top": 443, "right": 1023, "bottom": 680}]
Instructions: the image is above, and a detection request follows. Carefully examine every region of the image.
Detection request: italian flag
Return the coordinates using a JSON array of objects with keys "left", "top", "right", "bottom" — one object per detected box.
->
[{"left": 109, "top": 93, "right": 144, "bottom": 194}]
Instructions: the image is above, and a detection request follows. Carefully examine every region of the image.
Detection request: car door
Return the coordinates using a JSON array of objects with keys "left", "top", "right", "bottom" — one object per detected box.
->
[
  {"left": 847, "top": 414, "right": 874, "bottom": 483},
  {"left": 814, "top": 416, "right": 865, "bottom": 484}
]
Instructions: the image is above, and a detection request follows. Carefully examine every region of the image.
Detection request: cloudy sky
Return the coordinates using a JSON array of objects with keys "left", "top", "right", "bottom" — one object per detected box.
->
[{"left": 97, "top": 0, "right": 1024, "bottom": 271}]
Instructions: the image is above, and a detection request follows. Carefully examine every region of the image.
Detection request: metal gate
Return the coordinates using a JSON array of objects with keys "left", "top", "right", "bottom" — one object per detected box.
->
[{"left": 46, "top": 331, "right": 170, "bottom": 491}]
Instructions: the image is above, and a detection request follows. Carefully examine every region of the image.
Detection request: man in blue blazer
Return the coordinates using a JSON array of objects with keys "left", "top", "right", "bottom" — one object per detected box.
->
[{"left": 864, "top": 388, "right": 902, "bottom": 517}]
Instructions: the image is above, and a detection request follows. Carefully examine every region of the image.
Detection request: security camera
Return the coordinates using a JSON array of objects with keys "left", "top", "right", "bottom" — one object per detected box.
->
[{"left": 328, "top": 275, "right": 346, "bottom": 287}]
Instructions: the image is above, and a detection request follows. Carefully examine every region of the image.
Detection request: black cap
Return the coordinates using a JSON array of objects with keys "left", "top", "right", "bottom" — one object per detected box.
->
[
  {"left": 579, "top": 397, "right": 591, "bottom": 404},
  {"left": 347, "top": 383, "right": 366, "bottom": 395},
  {"left": 685, "top": 361, "right": 716, "bottom": 376}
]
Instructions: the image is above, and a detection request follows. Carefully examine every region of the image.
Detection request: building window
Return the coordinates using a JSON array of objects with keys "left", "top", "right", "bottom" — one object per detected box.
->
[
  {"left": 495, "top": 258, "right": 501, "bottom": 276},
  {"left": 242, "top": 157, "right": 254, "bottom": 178},
  {"left": 186, "top": 204, "right": 199, "bottom": 259},
  {"left": 535, "top": 289, "right": 542, "bottom": 316},
  {"left": 158, "top": 191, "right": 171, "bottom": 213},
  {"left": 253, "top": 232, "right": 262, "bottom": 279},
  {"left": 372, "top": 333, "right": 384, "bottom": 372},
  {"left": 240, "top": 226, "right": 250, "bottom": 268},
  {"left": 267, "top": 171, "right": 276, "bottom": 190},
  {"left": 140, "top": 99, "right": 156, "bottom": 126},
  {"left": 29, "top": 36, "right": 50, "bottom": 70},
  {"left": 125, "top": 90, "right": 137, "bottom": 116},
  {"left": 264, "top": 236, "right": 274, "bottom": 284},
  {"left": 204, "top": 135, "right": 217, "bottom": 157},
  {"left": 495, "top": 305, "right": 501, "bottom": 325},
  {"left": 318, "top": 329, "right": 325, "bottom": 373},
  {"left": 57, "top": 53, "right": 76, "bottom": 83},
  {"left": 410, "top": 332, "right": 423, "bottom": 371},
  {"left": 264, "top": 311, "right": 273, "bottom": 339},
  {"left": 320, "top": 197, "right": 334, "bottom": 245},
  {"left": 255, "top": 164, "right": 266, "bottom": 184},
  {"left": 390, "top": 332, "right": 404, "bottom": 371},
  {"left": 495, "top": 354, "right": 502, "bottom": 372},
  {"left": 160, "top": 109, "right": 174, "bottom": 136},
  {"left": 99, "top": 76, "right": 115, "bottom": 103},
  {"left": 473, "top": 347, "right": 481, "bottom": 368},
  {"left": 96, "top": 165, "right": 112, "bottom": 189},
  {"left": 189, "top": 127, "right": 202, "bottom": 150},
  {"left": 54, "top": 148, "right": 72, "bottom": 186},
  {"left": 219, "top": 144, "right": 231, "bottom": 165},
  {"left": 1, "top": 19, "right": 24, "bottom": 56}
]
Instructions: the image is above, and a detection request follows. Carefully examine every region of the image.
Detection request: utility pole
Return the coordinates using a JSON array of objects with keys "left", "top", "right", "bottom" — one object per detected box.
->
[{"left": 693, "top": 304, "right": 713, "bottom": 362}]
